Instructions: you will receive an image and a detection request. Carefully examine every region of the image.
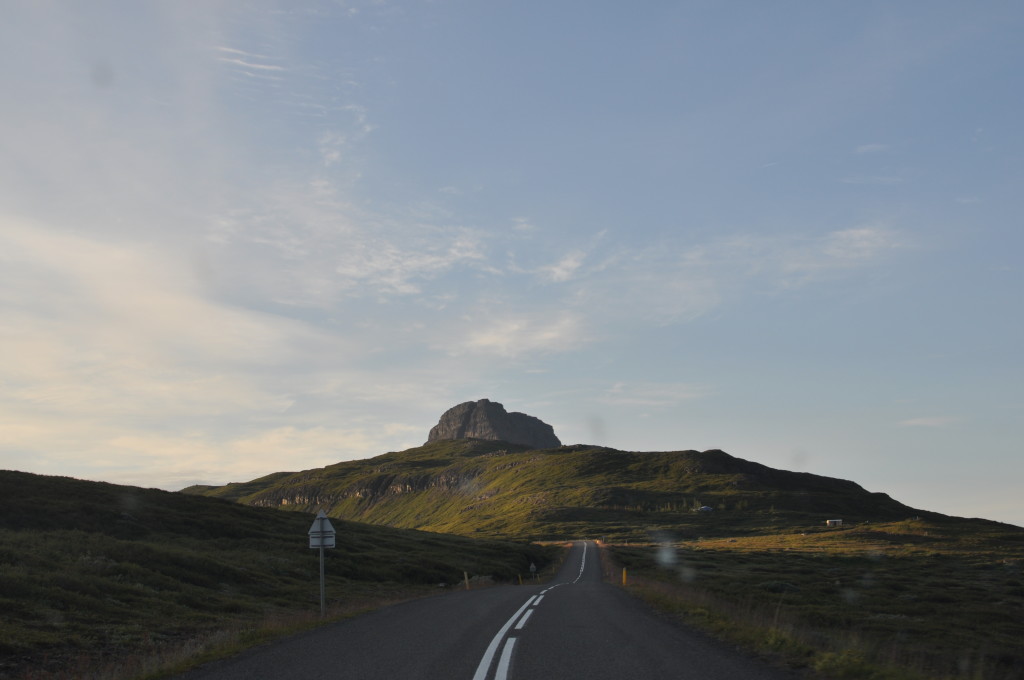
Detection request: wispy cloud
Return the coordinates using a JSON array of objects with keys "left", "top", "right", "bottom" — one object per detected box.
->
[
  {"left": 219, "top": 57, "right": 287, "bottom": 73},
  {"left": 511, "top": 217, "right": 536, "bottom": 232},
  {"left": 540, "top": 249, "right": 586, "bottom": 282},
  {"left": 815, "top": 225, "right": 902, "bottom": 264},
  {"left": 216, "top": 46, "right": 288, "bottom": 82},
  {"left": 457, "top": 314, "right": 587, "bottom": 358},
  {"left": 492, "top": 224, "right": 906, "bottom": 334},
  {"left": 0, "top": 216, "right": 398, "bottom": 483},
  {"left": 317, "top": 106, "right": 375, "bottom": 166},
  {"left": 215, "top": 46, "right": 271, "bottom": 60},
  {"left": 318, "top": 132, "right": 348, "bottom": 166},
  {"left": 592, "top": 259, "right": 721, "bottom": 324},
  {"left": 333, "top": 234, "right": 486, "bottom": 295},
  {"left": 899, "top": 416, "right": 960, "bottom": 427},
  {"left": 206, "top": 177, "right": 487, "bottom": 305},
  {"left": 0, "top": 212, "right": 473, "bottom": 486},
  {"left": 0, "top": 216, "right": 335, "bottom": 392},
  {"left": 598, "top": 382, "right": 707, "bottom": 407},
  {"left": 855, "top": 143, "right": 889, "bottom": 154},
  {"left": 771, "top": 225, "right": 903, "bottom": 280},
  {"left": 841, "top": 175, "right": 903, "bottom": 185},
  {"left": 592, "top": 225, "right": 904, "bottom": 320}
]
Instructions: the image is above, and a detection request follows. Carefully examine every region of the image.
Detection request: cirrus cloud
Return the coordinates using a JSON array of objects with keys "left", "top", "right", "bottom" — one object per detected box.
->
[{"left": 899, "top": 416, "right": 960, "bottom": 427}]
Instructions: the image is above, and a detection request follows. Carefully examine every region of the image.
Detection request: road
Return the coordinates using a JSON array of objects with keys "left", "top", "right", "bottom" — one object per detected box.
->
[{"left": 175, "top": 542, "right": 793, "bottom": 679}]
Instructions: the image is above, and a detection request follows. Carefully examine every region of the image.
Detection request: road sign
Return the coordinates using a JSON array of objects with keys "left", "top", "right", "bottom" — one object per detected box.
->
[
  {"left": 308, "top": 510, "right": 336, "bottom": 549},
  {"left": 308, "top": 510, "right": 336, "bottom": 617}
]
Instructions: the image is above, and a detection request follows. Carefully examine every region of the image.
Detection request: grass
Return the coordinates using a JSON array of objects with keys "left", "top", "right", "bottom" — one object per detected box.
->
[
  {"left": 605, "top": 517, "right": 1024, "bottom": 680},
  {"left": 0, "top": 470, "right": 559, "bottom": 679},
  {"left": 10, "top": 591, "right": 428, "bottom": 680},
  {"left": 184, "top": 441, "right": 925, "bottom": 541}
]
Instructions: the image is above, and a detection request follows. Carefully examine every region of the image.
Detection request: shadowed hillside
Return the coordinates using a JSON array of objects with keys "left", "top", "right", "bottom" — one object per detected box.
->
[{"left": 0, "top": 470, "right": 555, "bottom": 678}]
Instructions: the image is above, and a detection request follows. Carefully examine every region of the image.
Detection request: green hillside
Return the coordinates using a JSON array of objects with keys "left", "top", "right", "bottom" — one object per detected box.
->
[
  {"left": 0, "top": 470, "right": 555, "bottom": 679},
  {"left": 183, "top": 439, "right": 925, "bottom": 540}
]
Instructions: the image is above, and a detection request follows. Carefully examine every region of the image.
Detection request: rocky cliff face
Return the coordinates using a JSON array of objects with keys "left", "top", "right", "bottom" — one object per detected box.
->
[
  {"left": 249, "top": 469, "right": 484, "bottom": 510},
  {"left": 426, "top": 399, "right": 561, "bottom": 449}
]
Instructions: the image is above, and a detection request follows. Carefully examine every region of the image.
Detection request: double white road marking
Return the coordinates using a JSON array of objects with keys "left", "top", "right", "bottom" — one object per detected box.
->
[
  {"left": 471, "top": 596, "right": 536, "bottom": 680},
  {"left": 472, "top": 542, "right": 589, "bottom": 680}
]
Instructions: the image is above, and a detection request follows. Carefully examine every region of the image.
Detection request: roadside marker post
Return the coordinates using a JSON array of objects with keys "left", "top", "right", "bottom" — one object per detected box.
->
[{"left": 308, "top": 510, "right": 337, "bottom": 617}]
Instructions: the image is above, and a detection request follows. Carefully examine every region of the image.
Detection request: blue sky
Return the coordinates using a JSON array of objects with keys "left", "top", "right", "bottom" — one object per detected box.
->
[{"left": 2, "top": 1, "right": 1022, "bottom": 526}]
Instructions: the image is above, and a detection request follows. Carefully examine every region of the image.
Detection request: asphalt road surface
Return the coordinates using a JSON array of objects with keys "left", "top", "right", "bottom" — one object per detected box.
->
[{"left": 175, "top": 542, "right": 794, "bottom": 679}]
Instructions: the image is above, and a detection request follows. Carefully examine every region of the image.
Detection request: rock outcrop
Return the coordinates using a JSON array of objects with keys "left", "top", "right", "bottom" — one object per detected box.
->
[{"left": 426, "top": 399, "right": 561, "bottom": 449}]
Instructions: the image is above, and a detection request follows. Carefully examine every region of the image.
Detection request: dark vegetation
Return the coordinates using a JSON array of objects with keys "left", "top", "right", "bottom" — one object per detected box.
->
[{"left": 0, "top": 470, "right": 556, "bottom": 679}]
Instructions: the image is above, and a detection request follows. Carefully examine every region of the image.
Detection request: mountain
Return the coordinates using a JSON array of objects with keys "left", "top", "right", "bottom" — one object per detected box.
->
[
  {"left": 182, "top": 439, "right": 927, "bottom": 540},
  {"left": 426, "top": 398, "right": 561, "bottom": 449}
]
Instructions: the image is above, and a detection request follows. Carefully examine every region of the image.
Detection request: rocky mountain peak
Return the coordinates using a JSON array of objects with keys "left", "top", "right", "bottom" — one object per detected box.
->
[{"left": 426, "top": 399, "right": 561, "bottom": 449}]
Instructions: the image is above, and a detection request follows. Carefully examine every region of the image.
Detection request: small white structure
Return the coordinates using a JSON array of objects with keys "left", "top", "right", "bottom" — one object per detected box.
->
[{"left": 826, "top": 519, "right": 843, "bottom": 528}]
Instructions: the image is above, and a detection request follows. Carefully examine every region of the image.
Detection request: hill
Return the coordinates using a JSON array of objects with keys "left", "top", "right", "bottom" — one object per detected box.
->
[
  {"left": 179, "top": 434, "right": 1024, "bottom": 679},
  {"left": 182, "top": 439, "right": 930, "bottom": 540},
  {"left": 0, "top": 470, "right": 555, "bottom": 679}
]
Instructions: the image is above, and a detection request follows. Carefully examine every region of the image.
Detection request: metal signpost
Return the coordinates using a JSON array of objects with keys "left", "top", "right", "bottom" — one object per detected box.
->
[{"left": 308, "top": 510, "right": 336, "bottom": 616}]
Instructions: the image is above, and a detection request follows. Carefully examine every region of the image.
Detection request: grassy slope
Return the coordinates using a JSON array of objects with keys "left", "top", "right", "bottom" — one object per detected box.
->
[
  {"left": 184, "top": 439, "right": 923, "bottom": 541},
  {"left": 0, "top": 470, "right": 556, "bottom": 678},
  {"left": 610, "top": 518, "right": 1024, "bottom": 680}
]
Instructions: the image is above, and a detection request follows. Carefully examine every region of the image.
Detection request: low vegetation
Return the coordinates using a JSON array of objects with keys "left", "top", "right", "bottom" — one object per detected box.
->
[
  {"left": 607, "top": 518, "right": 1024, "bottom": 680},
  {"left": 0, "top": 470, "right": 557, "bottom": 679},
  {"left": 184, "top": 440, "right": 920, "bottom": 541}
]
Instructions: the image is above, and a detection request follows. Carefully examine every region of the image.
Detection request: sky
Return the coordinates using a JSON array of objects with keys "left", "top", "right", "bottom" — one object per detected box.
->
[{"left": 2, "top": 1, "right": 1022, "bottom": 526}]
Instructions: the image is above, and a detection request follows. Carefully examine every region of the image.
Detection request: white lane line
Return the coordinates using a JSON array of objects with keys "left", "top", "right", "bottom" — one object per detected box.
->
[
  {"left": 471, "top": 596, "right": 535, "bottom": 680},
  {"left": 514, "top": 609, "right": 534, "bottom": 630},
  {"left": 494, "top": 638, "right": 517, "bottom": 680},
  {"left": 573, "top": 541, "right": 588, "bottom": 583},
  {"left": 474, "top": 545, "right": 591, "bottom": 679}
]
